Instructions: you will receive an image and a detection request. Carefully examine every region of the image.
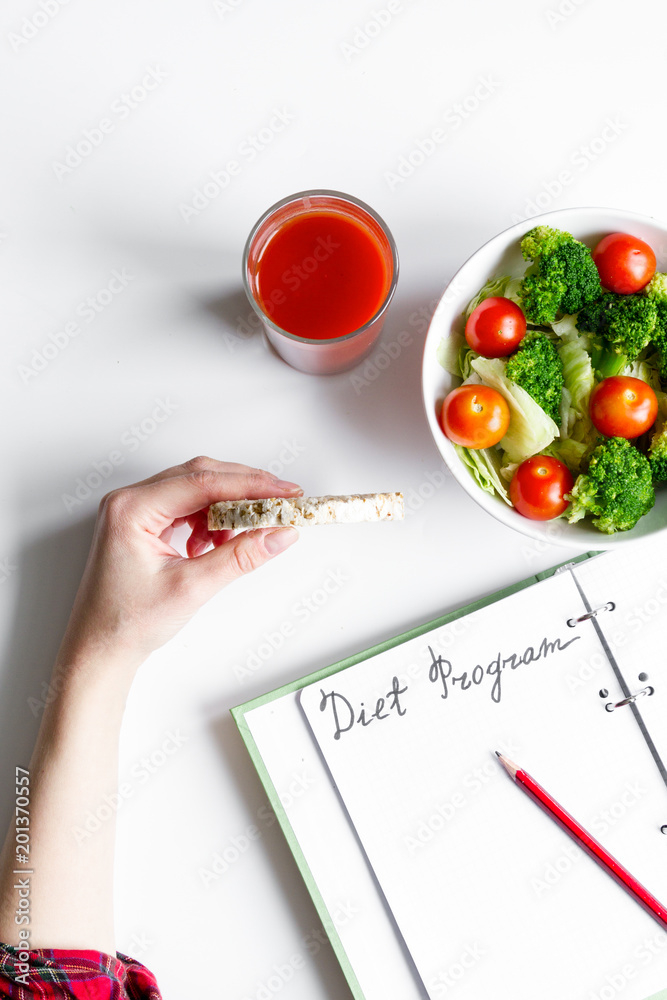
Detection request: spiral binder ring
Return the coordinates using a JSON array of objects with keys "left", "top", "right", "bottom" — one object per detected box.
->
[
  {"left": 567, "top": 601, "right": 615, "bottom": 627},
  {"left": 605, "top": 686, "right": 654, "bottom": 713}
]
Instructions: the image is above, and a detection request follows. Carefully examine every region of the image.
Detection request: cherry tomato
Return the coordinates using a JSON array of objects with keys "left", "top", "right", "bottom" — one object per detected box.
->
[
  {"left": 510, "top": 456, "right": 574, "bottom": 521},
  {"left": 465, "top": 297, "right": 527, "bottom": 357},
  {"left": 592, "top": 233, "right": 656, "bottom": 294},
  {"left": 589, "top": 376, "right": 658, "bottom": 438},
  {"left": 440, "top": 384, "right": 510, "bottom": 449}
]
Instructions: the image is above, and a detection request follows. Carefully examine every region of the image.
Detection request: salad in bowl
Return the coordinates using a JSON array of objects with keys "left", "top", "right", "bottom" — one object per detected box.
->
[{"left": 422, "top": 208, "right": 667, "bottom": 548}]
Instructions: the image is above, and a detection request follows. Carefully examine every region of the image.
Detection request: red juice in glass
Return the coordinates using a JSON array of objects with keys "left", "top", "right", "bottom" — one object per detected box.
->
[{"left": 243, "top": 191, "right": 398, "bottom": 374}]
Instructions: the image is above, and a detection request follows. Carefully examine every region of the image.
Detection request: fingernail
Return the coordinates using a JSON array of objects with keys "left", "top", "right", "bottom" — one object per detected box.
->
[
  {"left": 272, "top": 480, "right": 303, "bottom": 494},
  {"left": 264, "top": 527, "right": 298, "bottom": 555}
]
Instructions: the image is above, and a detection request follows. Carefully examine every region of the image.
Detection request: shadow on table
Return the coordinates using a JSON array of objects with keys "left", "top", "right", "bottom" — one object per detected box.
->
[
  {"left": 210, "top": 711, "right": 356, "bottom": 999},
  {"left": 201, "top": 283, "right": 449, "bottom": 995},
  {"left": 200, "top": 287, "right": 263, "bottom": 347},
  {"left": 205, "top": 283, "right": 445, "bottom": 473},
  {"left": 0, "top": 518, "right": 95, "bottom": 836},
  {"left": 300, "top": 288, "right": 444, "bottom": 468}
]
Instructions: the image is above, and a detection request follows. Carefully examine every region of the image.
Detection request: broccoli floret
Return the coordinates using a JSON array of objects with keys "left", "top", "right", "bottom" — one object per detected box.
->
[
  {"left": 520, "top": 226, "right": 572, "bottom": 261},
  {"left": 651, "top": 306, "right": 667, "bottom": 381},
  {"left": 578, "top": 292, "right": 658, "bottom": 377},
  {"left": 505, "top": 333, "right": 564, "bottom": 423},
  {"left": 519, "top": 226, "right": 602, "bottom": 324},
  {"left": 644, "top": 272, "right": 667, "bottom": 301},
  {"left": 578, "top": 292, "right": 657, "bottom": 354},
  {"left": 644, "top": 273, "right": 667, "bottom": 380},
  {"left": 648, "top": 422, "right": 667, "bottom": 482},
  {"left": 520, "top": 270, "right": 565, "bottom": 326},
  {"left": 566, "top": 437, "right": 655, "bottom": 534}
]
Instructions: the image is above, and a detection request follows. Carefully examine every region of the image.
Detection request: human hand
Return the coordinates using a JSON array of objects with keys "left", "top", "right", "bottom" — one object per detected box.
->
[{"left": 57, "top": 457, "right": 301, "bottom": 675}]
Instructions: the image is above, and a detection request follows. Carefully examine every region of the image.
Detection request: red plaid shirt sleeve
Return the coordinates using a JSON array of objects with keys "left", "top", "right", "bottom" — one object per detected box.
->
[{"left": 0, "top": 943, "right": 162, "bottom": 999}]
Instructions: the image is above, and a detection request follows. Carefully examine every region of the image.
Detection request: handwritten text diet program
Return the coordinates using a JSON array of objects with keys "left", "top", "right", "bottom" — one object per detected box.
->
[{"left": 317, "top": 631, "right": 580, "bottom": 742}]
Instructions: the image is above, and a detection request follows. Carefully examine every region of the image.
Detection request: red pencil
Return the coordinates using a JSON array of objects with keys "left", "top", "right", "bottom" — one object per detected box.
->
[{"left": 495, "top": 751, "right": 667, "bottom": 930}]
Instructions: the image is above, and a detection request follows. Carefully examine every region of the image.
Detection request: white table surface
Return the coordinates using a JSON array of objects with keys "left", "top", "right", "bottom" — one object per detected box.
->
[{"left": 2, "top": 0, "right": 666, "bottom": 997}]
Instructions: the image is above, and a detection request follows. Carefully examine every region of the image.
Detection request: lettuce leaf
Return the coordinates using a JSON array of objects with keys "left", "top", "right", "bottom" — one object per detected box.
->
[
  {"left": 437, "top": 330, "right": 465, "bottom": 377},
  {"left": 544, "top": 437, "right": 590, "bottom": 473},
  {"left": 460, "top": 346, "right": 479, "bottom": 380},
  {"left": 558, "top": 335, "right": 594, "bottom": 418},
  {"left": 551, "top": 313, "right": 586, "bottom": 342},
  {"left": 500, "top": 457, "right": 519, "bottom": 482},
  {"left": 624, "top": 357, "right": 661, "bottom": 391},
  {"left": 556, "top": 334, "right": 596, "bottom": 458},
  {"left": 453, "top": 444, "right": 512, "bottom": 505},
  {"left": 469, "top": 356, "right": 559, "bottom": 463},
  {"left": 464, "top": 275, "right": 523, "bottom": 321}
]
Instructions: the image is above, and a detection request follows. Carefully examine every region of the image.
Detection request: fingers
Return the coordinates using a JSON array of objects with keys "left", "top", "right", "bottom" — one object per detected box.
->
[
  {"left": 101, "top": 463, "right": 303, "bottom": 535},
  {"left": 143, "top": 469, "right": 301, "bottom": 531},
  {"left": 123, "top": 456, "right": 266, "bottom": 490},
  {"left": 174, "top": 526, "right": 299, "bottom": 598},
  {"left": 185, "top": 512, "right": 232, "bottom": 558}
]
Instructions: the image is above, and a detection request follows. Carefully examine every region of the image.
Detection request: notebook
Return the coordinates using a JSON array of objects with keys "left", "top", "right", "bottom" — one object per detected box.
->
[{"left": 235, "top": 545, "right": 667, "bottom": 1000}]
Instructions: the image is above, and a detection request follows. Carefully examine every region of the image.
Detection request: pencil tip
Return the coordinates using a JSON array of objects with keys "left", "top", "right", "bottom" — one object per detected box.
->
[{"left": 495, "top": 750, "right": 502, "bottom": 757}]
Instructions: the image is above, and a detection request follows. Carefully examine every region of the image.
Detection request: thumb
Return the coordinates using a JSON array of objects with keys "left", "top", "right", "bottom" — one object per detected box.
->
[{"left": 176, "top": 526, "right": 299, "bottom": 599}]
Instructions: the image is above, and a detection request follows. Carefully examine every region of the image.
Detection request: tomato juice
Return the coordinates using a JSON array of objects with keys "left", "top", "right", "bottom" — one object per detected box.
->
[
  {"left": 244, "top": 191, "right": 398, "bottom": 374},
  {"left": 255, "top": 211, "right": 391, "bottom": 340}
]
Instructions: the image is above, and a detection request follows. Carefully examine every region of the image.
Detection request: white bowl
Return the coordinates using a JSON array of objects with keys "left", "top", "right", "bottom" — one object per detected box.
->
[{"left": 422, "top": 207, "right": 667, "bottom": 549}]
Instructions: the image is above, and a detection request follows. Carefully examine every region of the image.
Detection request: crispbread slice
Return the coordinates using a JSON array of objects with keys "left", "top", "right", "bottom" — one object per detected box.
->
[{"left": 208, "top": 492, "right": 404, "bottom": 530}]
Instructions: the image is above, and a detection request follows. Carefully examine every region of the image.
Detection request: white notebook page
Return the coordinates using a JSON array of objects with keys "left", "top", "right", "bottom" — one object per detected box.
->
[
  {"left": 573, "top": 544, "right": 667, "bottom": 793},
  {"left": 299, "top": 569, "right": 667, "bottom": 1000}
]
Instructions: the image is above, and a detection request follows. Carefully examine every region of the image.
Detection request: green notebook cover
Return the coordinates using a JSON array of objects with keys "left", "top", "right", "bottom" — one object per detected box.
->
[{"left": 231, "top": 553, "right": 620, "bottom": 999}]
